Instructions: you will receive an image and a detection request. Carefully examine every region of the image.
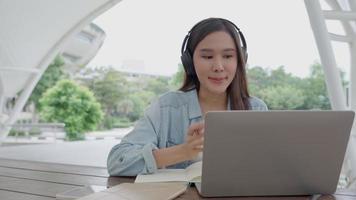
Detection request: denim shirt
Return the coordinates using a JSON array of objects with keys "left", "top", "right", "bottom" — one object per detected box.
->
[{"left": 107, "top": 89, "right": 268, "bottom": 176}]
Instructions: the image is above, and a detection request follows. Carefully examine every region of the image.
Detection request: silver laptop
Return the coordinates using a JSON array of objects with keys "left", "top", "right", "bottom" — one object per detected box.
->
[{"left": 195, "top": 110, "right": 355, "bottom": 197}]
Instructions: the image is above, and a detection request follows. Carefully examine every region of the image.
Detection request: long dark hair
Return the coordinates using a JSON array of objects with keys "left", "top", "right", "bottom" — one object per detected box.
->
[{"left": 179, "top": 18, "right": 250, "bottom": 110}]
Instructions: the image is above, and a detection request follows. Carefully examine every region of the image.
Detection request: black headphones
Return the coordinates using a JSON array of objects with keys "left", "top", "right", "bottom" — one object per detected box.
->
[{"left": 180, "top": 18, "right": 248, "bottom": 77}]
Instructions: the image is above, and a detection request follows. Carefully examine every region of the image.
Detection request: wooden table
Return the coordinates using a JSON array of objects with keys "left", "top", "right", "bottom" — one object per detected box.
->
[{"left": 0, "top": 158, "right": 356, "bottom": 200}]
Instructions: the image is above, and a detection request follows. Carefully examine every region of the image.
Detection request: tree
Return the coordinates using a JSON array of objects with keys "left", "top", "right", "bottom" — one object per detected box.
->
[
  {"left": 29, "top": 56, "right": 65, "bottom": 109},
  {"left": 170, "top": 64, "right": 185, "bottom": 90},
  {"left": 247, "top": 66, "right": 269, "bottom": 96},
  {"left": 126, "top": 93, "right": 146, "bottom": 121},
  {"left": 117, "top": 99, "right": 134, "bottom": 115},
  {"left": 40, "top": 79, "right": 103, "bottom": 140},
  {"left": 260, "top": 85, "right": 305, "bottom": 110},
  {"left": 79, "top": 68, "right": 132, "bottom": 129},
  {"left": 247, "top": 64, "right": 334, "bottom": 110},
  {"left": 91, "top": 69, "right": 127, "bottom": 115},
  {"left": 269, "top": 66, "right": 300, "bottom": 87},
  {"left": 300, "top": 63, "right": 331, "bottom": 110},
  {"left": 145, "top": 77, "right": 171, "bottom": 96}
]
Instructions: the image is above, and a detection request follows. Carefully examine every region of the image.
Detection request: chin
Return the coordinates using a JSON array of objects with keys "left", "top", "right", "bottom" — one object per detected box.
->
[{"left": 208, "top": 87, "right": 228, "bottom": 95}]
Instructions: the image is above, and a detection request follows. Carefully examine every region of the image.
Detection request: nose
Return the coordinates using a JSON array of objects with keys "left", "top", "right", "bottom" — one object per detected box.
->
[{"left": 212, "top": 57, "right": 224, "bottom": 72}]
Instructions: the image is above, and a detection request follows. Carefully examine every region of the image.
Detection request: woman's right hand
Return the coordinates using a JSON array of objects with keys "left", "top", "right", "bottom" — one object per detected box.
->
[
  {"left": 181, "top": 122, "right": 205, "bottom": 160},
  {"left": 153, "top": 122, "right": 205, "bottom": 168}
]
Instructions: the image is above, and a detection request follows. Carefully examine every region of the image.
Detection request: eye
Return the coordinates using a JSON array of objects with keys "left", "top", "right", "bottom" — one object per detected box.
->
[
  {"left": 223, "top": 55, "right": 233, "bottom": 59},
  {"left": 202, "top": 55, "right": 213, "bottom": 59}
]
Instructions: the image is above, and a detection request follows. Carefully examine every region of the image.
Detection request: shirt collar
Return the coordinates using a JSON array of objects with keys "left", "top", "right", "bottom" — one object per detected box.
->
[{"left": 186, "top": 89, "right": 232, "bottom": 120}]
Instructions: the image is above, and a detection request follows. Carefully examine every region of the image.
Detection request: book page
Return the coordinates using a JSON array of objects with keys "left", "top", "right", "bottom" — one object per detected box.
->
[
  {"left": 135, "top": 169, "right": 187, "bottom": 183},
  {"left": 56, "top": 185, "right": 106, "bottom": 200},
  {"left": 77, "top": 183, "right": 187, "bottom": 200},
  {"left": 185, "top": 161, "right": 202, "bottom": 183}
]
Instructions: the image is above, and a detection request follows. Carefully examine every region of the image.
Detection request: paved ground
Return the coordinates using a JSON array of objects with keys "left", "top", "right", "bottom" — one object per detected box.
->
[
  {"left": 0, "top": 127, "right": 134, "bottom": 167},
  {"left": 0, "top": 140, "right": 120, "bottom": 167}
]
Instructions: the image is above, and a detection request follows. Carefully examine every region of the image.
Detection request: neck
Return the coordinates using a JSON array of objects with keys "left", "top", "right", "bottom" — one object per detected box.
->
[{"left": 198, "top": 89, "right": 227, "bottom": 116}]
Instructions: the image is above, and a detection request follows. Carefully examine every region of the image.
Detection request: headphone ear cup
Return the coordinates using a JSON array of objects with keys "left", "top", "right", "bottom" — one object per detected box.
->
[
  {"left": 242, "top": 47, "right": 248, "bottom": 63},
  {"left": 181, "top": 51, "right": 196, "bottom": 76}
]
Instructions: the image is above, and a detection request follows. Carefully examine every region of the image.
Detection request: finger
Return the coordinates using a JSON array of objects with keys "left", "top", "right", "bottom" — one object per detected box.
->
[
  {"left": 188, "top": 122, "right": 205, "bottom": 135},
  {"left": 194, "top": 145, "right": 204, "bottom": 150},
  {"left": 188, "top": 134, "right": 203, "bottom": 143},
  {"left": 190, "top": 122, "right": 205, "bottom": 131},
  {"left": 194, "top": 122, "right": 205, "bottom": 131},
  {"left": 187, "top": 135, "right": 195, "bottom": 143},
  {"left": 190, "top": 137, "right": 204, "bottom": 147},
  {"left": 198, "top": 128, "right": 204, "bottom": 135},
  {"left": 187, "top": 126, "right": 198, "bottom": 136}
]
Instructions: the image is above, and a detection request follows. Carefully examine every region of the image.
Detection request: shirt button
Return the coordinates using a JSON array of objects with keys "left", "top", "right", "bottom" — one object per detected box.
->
[{"left": 119, "top": 157, "right": 124, "bottom": 162}]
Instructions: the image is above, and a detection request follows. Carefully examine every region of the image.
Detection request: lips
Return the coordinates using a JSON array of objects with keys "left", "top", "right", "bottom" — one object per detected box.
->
[
  {"left": 208, "top": 77, "right": 226, "bottom": 81},
  {"left": 208, "top": 77, "right": 227, "bottom": 84}
]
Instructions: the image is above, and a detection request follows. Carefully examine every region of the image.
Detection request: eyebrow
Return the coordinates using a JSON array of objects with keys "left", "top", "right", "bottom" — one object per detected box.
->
[
  {"left": 199, "top": 48, "right": 236, "bottom": 52},
  {"left": 223, "top": 48, "right": 236, "bottom": 52}
]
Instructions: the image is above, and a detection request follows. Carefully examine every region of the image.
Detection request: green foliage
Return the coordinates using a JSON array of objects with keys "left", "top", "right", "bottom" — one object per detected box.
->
[
  {"left": 102, "top": 115, "right": 133, "bottom": 129},
  {"left": 247, "top": 66, "right": 269, "bottom": 95},
  {"left": 91, "top": 69, "right": 127, "bottom": 114},
  {"left": 78, "top": 67, "right": 166, "bottom": 129},
  {"left": 102, "top": 115, "right": 115, "bottom": 130},
  {"left": 28, "top": 56, "right": 65, "bottom": 110},
  {"left": 8, "top": 129, "right": 26, "bottom": 137},
  {"left": 299, "top": 63, "right": 332, "bottom": 110},
  {"left": 170, "top": 64, "right": 185, "bottom": 90},
  {"left": 246, "top": 63, "right": 346, "bottom": 110},
  {"left": 40, "top": 79, "right": 103, "bottom": 140},
  {"left": 59, "top": 61, "right": 344, "bottom": 133},
  {"left": 145, "top": 77, "right": 171, "bottom": 96},
  {"left": 269, "top": 66, "right": 301, "bottom": 87},
  {"left": 113, "top": 117, "right": 133, "bottom": 128},
  {"left": 260, "top": 85, "right": 305, "bottom": 110},
  {"left": 126, "top": 92, "right": 153, "bottom": 121}
]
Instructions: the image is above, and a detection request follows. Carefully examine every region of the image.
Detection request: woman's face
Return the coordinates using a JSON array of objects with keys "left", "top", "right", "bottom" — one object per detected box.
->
[{"left": 193, "top": 31, "right": 237, "bottom": 96}]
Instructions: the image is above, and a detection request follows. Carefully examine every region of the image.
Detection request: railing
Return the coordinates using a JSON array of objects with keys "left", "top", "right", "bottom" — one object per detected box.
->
[{"left": 5, "top": 123, "right": 65, "bottom": 145}]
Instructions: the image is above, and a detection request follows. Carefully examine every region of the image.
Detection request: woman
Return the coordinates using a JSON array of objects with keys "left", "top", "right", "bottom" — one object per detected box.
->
[{"left": 107, "top": 17, "right": 267, "bottom": 176}]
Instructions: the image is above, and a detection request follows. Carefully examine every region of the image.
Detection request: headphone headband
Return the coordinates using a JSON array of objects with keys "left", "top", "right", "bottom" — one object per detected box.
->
[{"left": 181, "top": 18, "right": 247, "bottom": 56}]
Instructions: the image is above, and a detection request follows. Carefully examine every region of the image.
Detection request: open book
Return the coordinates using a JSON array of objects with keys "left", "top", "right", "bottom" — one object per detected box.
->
[{"left": 135, "top": 161, "right": 202, "bottom": 184}]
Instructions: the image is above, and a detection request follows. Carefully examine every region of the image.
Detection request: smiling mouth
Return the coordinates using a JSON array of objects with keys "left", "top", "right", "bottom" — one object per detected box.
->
[
  {"left": 208, "top": 77, "right": 227, "bottom": 81},
  {"left": 208, "top": 77, "right": 227, "bottom": 84}
]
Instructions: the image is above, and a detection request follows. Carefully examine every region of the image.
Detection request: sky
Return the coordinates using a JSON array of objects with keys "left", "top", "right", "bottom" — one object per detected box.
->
[{"left": 89, "top": 0, "right": 350, "bottom": 78}]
